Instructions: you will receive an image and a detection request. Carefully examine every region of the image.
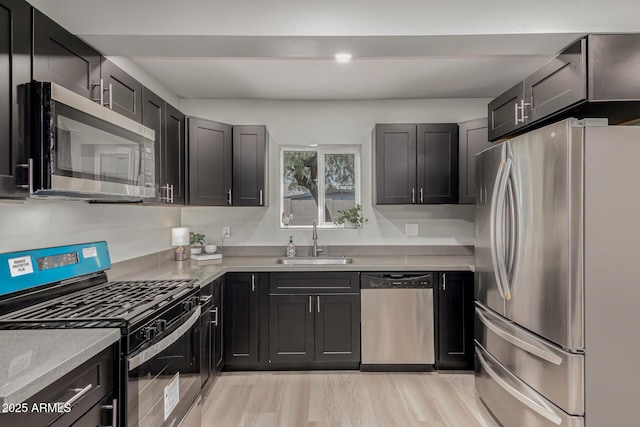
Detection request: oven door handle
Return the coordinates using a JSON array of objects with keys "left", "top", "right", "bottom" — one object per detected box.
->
[{"left": 128, "top": 307, "right": 201, "bottom": 371}]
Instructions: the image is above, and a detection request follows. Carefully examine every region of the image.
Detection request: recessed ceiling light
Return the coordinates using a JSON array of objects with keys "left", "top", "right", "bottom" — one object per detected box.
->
[{"left": 334, "top": 53, "right": 352, "bottom": 63}]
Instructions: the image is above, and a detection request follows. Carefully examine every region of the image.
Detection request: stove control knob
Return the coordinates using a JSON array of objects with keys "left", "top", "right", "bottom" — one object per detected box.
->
[
  {"left": 183, "top": 300, "right": 194, "bottom": 312},
  {"left": 155, "top": 319, "right": 167, "bottom": 333},
  {"left": 144, "top": 326, "right": 158, "bottom": 341}
]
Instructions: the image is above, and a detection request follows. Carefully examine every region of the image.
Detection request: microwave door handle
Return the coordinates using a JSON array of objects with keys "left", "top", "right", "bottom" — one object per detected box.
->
[
  {"left": 490, "top": 160, "right": 507, "bottom": 300},
  {"left": 495, "top": 158, "right": 512, "bottom": 300}
]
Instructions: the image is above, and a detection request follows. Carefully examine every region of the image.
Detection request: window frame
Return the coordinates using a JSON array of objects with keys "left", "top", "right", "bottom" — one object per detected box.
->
[{"left": 279, "top": 145, "right": 361, "bottom": 228}]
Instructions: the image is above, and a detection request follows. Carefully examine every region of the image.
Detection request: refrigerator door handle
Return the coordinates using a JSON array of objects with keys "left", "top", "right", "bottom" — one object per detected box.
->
[
  {"left": 475, "top": 346, "right": 563, "bottom": 425},
  {"left": 475, "top": 307, "right": 563, "bottom": 365},
  {"left": 490, "top": 160, "right": 507, "bottom": 300},
  {"left": 495, "top": 158, "right": 513, "bottom": 300}
]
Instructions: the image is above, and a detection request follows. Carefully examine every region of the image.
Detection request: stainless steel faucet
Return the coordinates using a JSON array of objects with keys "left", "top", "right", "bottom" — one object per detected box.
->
[{"left": 312, "top": 221, "right": 324, "bottom": 257}]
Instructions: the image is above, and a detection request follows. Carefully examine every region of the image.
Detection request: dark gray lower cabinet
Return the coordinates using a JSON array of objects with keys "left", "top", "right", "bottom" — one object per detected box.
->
[
  {"left": 269, "top": 294, "right": 315, "bottom": 363},
  {"left": 437, "top": 272, "right": 473, "bottom": 369},
  {"left": 224, "top": 273, "right": 268, "bottom": 369},
  {"left": 269, "top": 293, "right": 360, "bottom": 366}
]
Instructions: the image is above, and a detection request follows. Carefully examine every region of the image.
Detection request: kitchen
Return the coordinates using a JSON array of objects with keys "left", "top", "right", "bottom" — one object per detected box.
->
[{"left": 1, "top": 0, "right": 639, "bottom": 426}]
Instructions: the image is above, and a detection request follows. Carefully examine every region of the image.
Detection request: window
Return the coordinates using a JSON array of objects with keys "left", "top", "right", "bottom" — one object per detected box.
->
[{"left": 280, "top": 146, "right": 361, "bottom": 227}]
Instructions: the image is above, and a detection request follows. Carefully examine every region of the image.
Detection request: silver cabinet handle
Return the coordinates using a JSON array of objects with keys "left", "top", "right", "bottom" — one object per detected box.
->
[
  {"left": 101, "top": 398, "right": 118, "bottom": 427},
  {"left": 91, "top": 79, "right": 104, "bottom": 105},
  {"left": 515, "top": 99, "right": 531, "bottom": 124},
  {"left": 251, "top": 274, "right": 255, "bottom": 292},
  {"left": 169, "top": 184, "right": 174, "bottom": 204},
  {"left": 212, "top": 307, "right": 219, "bottom": 326},
  {"left": 65, "top": 383, "right": 93, "bottom": 407},
  {"left": 227, "top": 189, "right": 232, "bottom": 205},
  {"left": 107, "top": 83, "right": 113, "bottom": 109},
  {"left": 15, "top": 158, "right": 33, "bottom": 193},
  {"left": 160, "top": 184, "right": 169, "bottom": 202},
  {"left": 317, "top": 295, "right": 320, "bottom": 313},
  {"left": 259, "top": 189, "right": 263, "bottom": 206},
  {"left": 411, "top": 188, "right": 416, "bottom": 204},
  {"left": 442, "top": 273, "right": 446, "bottom": 291},
  {"left": 309, "top": 296, "right": 312, "bottom": 313},
  {"left": 419, "top": 188, "right": 424, "bottom": 203}
]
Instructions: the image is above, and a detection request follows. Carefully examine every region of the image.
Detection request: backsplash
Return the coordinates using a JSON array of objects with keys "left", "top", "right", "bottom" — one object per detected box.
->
[{"left": 0, "top": 199, "right": 181, "bottom": 262}]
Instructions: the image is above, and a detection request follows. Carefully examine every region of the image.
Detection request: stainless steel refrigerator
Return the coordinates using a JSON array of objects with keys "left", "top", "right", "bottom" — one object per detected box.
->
[{"left": 474, "top": 118, "right": 640, "bottom": 427}]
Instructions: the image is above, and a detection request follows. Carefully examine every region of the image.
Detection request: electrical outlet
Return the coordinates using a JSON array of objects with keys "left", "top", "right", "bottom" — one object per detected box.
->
[
  {"left": 222, "top": 226, "right": 231, "bottom": 238},
  {"left": 405, "top": 224, "right": 419, "bottom": 237}
]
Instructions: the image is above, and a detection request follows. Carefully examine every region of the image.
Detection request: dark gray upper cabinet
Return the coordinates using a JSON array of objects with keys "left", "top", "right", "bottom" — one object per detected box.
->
[
  {"left": 165, "top": 103, "right": 186, "bottom": 205},
  {"left": 32, "top": 8, "right": 101, "bottom": 100},
  {"left": 437, "top": 272, "right": 474, "bottom": 370},
  {"left": 142, "top": 87, "right": 165, "bottom": 202},
  {"left": 143, "top": 88, "right": 185, "bottom": 205},
  {"left": 187, "top": 117, "right": 232, "bottom": 206},
  {"left": 0, "top": 0, "right": 30, "bottom": 199},
  {"left": 374, "top": 124, "right": 417, "bottom": 204},
  {"left": 417, "top": 124, "right": 458, "bottom": 204},
  {"left": 232, "top": 125, "right": 266, "bottom": 206},
  {"left": 487, "top": 82, "right": 525, "bottom": 142},
  {"left": 101, "top": 58, "right": 142, "bottom": 123},
  {"left": 374, "top": 123, "right": 458, "bottom": 204},
  {"left": 488, "top": 34, "right": 640, "bottom": 141},
  {"left": 525, "top": 38, "right": 587, "bottom": 124},
  {"left": 458, "top": 118, "right": 493, "bottom": 204}
]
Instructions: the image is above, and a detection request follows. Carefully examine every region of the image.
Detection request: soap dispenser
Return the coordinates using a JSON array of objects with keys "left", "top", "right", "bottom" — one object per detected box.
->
[{"left": 286, "top": 236, "right": 296, "bottom": 257}]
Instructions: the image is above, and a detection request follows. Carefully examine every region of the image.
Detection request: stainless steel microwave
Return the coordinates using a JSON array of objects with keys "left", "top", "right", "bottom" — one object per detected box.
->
[{"left": 21, "top": 81, "right": 156, "bottom": 200}]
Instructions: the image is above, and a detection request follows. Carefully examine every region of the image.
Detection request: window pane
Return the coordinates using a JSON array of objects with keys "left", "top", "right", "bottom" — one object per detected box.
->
[
  {"left": 282, "top": 151, "right": 318, "bottom": 226},
  {"left": 324, "top": 153, "right": 355, "bottom": 223}
]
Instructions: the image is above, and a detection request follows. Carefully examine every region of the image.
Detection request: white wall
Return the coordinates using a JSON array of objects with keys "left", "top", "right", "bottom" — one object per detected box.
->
[
  {"left": 0, "top": 199, "right": 181, "bottom": 262},
  {"left": 181, "top": 98, "right": 487, "bottom": 248}
]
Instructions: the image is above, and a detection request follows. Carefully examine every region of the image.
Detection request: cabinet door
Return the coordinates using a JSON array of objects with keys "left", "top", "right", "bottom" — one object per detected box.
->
[
  {"left": 458, "top": 118, "right": 493, "bottom": 204},
  {"left": 32, "top": 8, "right": 101, "bottom": 99},
  {"left": 487, "top": 82, "right": 524, "bottom": 142},
  {"left": 187, "top": 117, "right": 232, "bottom": 206},
  {"left": 165, "top": 104, "right": 186, "bottom": 205},
  {"left": 200, "top": 309, "right": 211, "bottom": 388},
  {"left": 269, "top": 294, "right": 315, "bottom": 363},
  {"left": 0, "top": 0, "right": 30, "bottom": 198},
  {"left": 224, "top": 273, "right": 259, "bottom": 365},
  {"left": 68, "top": 394, "right": 115, "bottom": 427},
  {"left": 314, "top": 294, "right": 361, "bottom": 363},
  {"left": 212, "top": 277, "right": 224, "bottom": 374},
  {"left": 525, "top": 38, "right": 587, "bottom": 123},
  {"left": 101, "top": 58, "right": 142, "bottom": 123},
  {"left": 417, "top": 124, "right": 458, "bottom": 204},
  {"left": 437, "top": 272, "right": 473, "bottom": 369},
  {"left": 142, "top": 87, "right": 165, "bottom": 202},
  {"left": 374, "top": 124, "right": 417, "bottom": 204},
  {"left": 232, "top": 125, "right": 266, "bottom": 206}
]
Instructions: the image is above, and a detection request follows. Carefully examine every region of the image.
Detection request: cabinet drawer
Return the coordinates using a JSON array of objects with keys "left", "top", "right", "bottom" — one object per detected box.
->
[
  {"left": 269, "top": 272, "right": 359, "bottom": 294},
  {"left": 1, "top": 344, "right": 116, "bottom": 427}
]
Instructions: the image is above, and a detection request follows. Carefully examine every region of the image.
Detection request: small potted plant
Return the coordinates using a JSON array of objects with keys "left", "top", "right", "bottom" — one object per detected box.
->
[
  {"left": 334, "top": 204, "right": 368, "bottom": 228},
  {"left": 190, "top": 232, "right": 206, "bottom": 254}
]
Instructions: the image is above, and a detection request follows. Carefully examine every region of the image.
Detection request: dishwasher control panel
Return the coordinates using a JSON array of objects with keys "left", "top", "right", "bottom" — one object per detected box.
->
[{"left": 361, "top": 273, "right": 434, "bottom": 289}]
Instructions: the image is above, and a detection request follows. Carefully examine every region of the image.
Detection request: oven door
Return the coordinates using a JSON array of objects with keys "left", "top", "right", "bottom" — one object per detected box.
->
[{"left": 127, "top": 307, "right": 201, "bottom": 427}]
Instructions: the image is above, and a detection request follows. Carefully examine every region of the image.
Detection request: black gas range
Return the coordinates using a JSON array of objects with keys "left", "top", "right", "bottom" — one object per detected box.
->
[{"left": 0, "top": 242, "right": 202, "bottom": 427}]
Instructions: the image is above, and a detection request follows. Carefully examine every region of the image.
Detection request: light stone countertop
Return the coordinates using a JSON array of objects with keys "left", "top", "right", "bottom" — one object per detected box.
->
[
  {"left": 0, "top": 328, "right": 120, "bottom": 405},
  {"left": 114, "top": 255, "right": 475, "bottom": 287}
]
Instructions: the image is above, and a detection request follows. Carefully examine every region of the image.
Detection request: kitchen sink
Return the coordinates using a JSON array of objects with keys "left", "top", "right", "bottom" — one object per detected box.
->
[{"left": 277, "top": 257, "right": 353, "bottom": 265}]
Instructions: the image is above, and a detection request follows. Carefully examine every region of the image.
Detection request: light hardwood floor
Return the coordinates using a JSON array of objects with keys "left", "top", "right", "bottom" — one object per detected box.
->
[{"left": 201, "top": 371, "right": 499, "bottom": 427}]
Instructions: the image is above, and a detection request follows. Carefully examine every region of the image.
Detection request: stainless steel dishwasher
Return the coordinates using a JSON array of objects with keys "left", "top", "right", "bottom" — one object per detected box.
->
[{"left": 361, "top": 272, "right": 435, "bottom": 369}]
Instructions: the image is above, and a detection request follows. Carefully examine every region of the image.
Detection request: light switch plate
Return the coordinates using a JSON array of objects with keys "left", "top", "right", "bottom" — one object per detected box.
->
[
  {"left": 222, "top": 226, "right": 231, "bottom": 238},
  {"left": 405, "top": 224, "right": 419, "bottom": 237}
]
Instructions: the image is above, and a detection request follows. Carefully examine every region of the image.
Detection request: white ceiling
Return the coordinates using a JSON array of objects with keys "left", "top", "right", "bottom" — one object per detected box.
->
[{"left": 28, "top": 0, "right": 640, "bottom": 100}]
